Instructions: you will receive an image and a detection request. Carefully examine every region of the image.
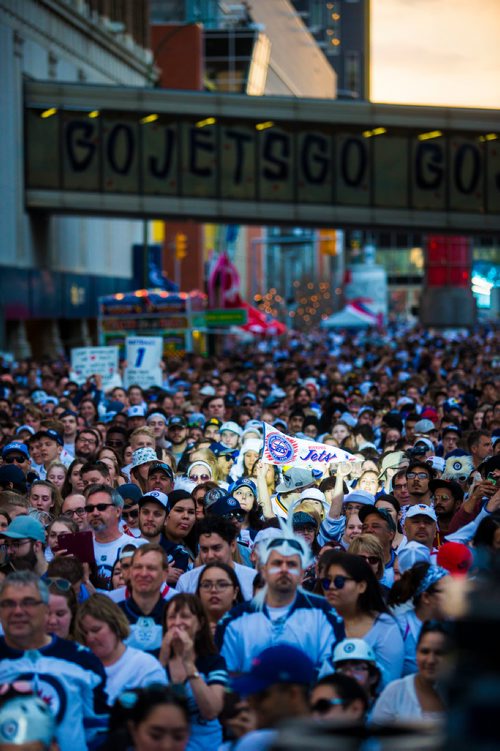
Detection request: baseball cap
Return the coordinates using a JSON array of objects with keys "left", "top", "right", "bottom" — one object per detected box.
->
[
  {"left": 127, "top": 405, "right": 147, "bottom": 418},
  {"left": 168, "top": 415, "right": 187, "bottom": 429},
  {"left": 398, "top": 541, "right": 431, "bottom": 573},
  {"left": 478, "top": 454, "right": 500, "bottom": 478},
  {"left": 342, "top": 489, "right": 375, "bottom": 506},
  {"left": 292, "top": 511, "right": 318, "bottom": 528},
  {"left": 2, "top": 441, "right": 30, "bottom": 460},
  {"left": 231, "top": 645, "right": 315, "bottom": 697},
  {"left": 220, "top": 421, "right": 243, "bottom": 437},
  {"left": 229, "top": 478, "right": 257, "bottom": 496},
  {"left": 436, "top": 541, "right": 473, "bottom": 576},
  {"left": 15, "top": 424, "right": 36, "bottom": 437},
  {"left": 413, "top": 419, "right": 437, "bottom": 434},
  {"left": 203, "top": 418, "right": 222, "bottom": 430},
  {"left": 358, "top": 504, "right": 396, "bottom": 531},
  {"left": 148, "top": 461, "right": 174, "bottom": 480},
  {"left": 0, "top": 464, "right": 27, "bottom": 490},
  {"left": 332, "top": 638, "right": 377, "bottom": 665},
  {"left": 210, "top": 442, "right": 237, "bottom": 458},
  {"left": 117, "top": 483, "right": 143, "bottom": 505},
  {"left": 139, "top": 490, "right": 169, "bottom": 509},
  {"left": 413, "top": 437, "right": 434, "bottom": 452},
  {"left": 239, "top": 392, "right": 257, "bottom": 404},
  {"left": 33, "top": 429, "right": 63, "bottom": 446},
  {"left": 199, "top": 385, "right": 216, "bottom": 396},
  {"left": 405, "top": 504, "right": 437, "bottom": 522},
  {"left": 275, "top": 468, "right": 316, "bottom": 494},
  {"left": 443, "top": 398, "right": 464, "bottom": 415},
  {"left": 2, "top": 516, "right": 45, "bottom": 542},
  {"left": 297, "top": 487, "right": 328, "bottom": 509},
  {"left": 204, "top": 486, "right": 228, "bottom": 508},
  {"left": 207, "top": 493, "right": 243, "bottom": 518},
  {"left": 442, "top": 425, "right": 461, "bottom": 436}
]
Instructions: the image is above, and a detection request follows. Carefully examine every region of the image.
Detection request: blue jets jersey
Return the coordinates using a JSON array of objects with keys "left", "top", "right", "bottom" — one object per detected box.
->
[
  {"left": 215, "top": 590, "right": 345, "bottom": 674},
  {"left": 0, "top": 636, "right": 108, "bottom": 751}
]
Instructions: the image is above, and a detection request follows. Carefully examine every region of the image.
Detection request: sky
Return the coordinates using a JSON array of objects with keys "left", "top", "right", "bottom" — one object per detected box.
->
[{"left": 371, "top": 0, "right": 500, "bottom": 108}]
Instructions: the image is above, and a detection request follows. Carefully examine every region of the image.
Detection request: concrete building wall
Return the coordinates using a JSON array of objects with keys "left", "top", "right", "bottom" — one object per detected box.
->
[{"left": 0, "top": 0, "right": 152, "bottom": 280}]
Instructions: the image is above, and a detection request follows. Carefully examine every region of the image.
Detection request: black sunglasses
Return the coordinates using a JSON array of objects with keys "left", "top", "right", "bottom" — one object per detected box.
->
[
  {"left": 321, "top": 575, "right": 355, "bottom": 590},
  {"left": 122, "top": 509, "right": 139, "bottom": 520},
  {"left": 85, "top": 502, "right": 114, "bottom": 513},
  {"left": 4, "top": 456, "right": 26, "bottom": 464},
  {"left": 222, "top": 511, "right": 245, "bottom": 522},
  {"left": 310, "top": 698, "right": 345, "bottom": 714}
]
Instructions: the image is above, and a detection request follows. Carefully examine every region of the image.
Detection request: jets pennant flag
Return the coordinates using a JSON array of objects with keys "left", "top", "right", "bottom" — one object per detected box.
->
[{"left": 263, "top": 422, "right": 355, "bottom": 472}]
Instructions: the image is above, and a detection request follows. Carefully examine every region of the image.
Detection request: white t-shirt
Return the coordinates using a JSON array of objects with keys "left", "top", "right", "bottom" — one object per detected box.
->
[
  {"left": 176, "top": 562, "right": 256, "bottom": 601},
  {"left": 371, "top": 673, "right": 444, "bottom": 726},
  {"left": 105, "top": 645, "right": 168, "bottom": 705},
  {"left": 93, "top": 534, "right": 145, "bottom": 590}
]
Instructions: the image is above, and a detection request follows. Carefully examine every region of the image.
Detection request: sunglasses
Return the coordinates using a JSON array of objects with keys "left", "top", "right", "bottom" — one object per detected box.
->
[
  {"left": 321, "top": 575, "right": 355, "bottom": 590},
  {"left": 359, "top": 555, "right": 380, "bottom": 566},
  {"left": 222, "top": 511, "right": 245, "bottom": 523},
  {"left": 122, "top": 509, "right": 139, "bottom": 520},
  {"left": 310, "top": 698, "right": 345, "bottom": 715},
  {"left": 4, "top": 456, "right": 26, "bottom": 464},
  {"left": 47, "top": 577, "right": 72, "bottom": 592},
  {"left": 189, "top": 474, "right": 211, "bottom": 483},
  {"left": 84, "top": 502, "right": 114, "bottom": 513}
]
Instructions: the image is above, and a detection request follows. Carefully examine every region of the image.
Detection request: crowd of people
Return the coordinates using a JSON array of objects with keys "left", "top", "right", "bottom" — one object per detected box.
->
[{"left": 0, "top": 324, "right": 499, "bottom": 751}]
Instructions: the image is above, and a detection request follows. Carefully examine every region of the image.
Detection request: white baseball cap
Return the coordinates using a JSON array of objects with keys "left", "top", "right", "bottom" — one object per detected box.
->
[
  {"left": 333, "top": 638, "right": 377, "bottom": 665},
  {"left": 220, "top": 421, "right": 243, "bottom": 436},
  {"left": 405, "top": 504, "right": 437, "bottom": 522}
]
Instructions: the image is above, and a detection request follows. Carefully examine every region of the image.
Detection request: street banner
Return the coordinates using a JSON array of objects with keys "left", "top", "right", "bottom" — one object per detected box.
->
[
  {"left": 70, "top": 346, "right": 120, "bottom": 389},
  {"left": 263, "top": 422, "right": 356, "bottom": 472},
  {"left": 124, "top": 337, "right": 163, "bottom": 389}
]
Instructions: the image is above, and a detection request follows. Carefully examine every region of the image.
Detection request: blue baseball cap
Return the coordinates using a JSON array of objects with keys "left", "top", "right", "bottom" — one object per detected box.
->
[
  {"left": 207, "top": 493, "right": 243, "bottom": 518},
  {"left": 2, "top": 516, "right": 46, "bottom": 543},
  {"left": 210, "top": 442, "right": 237, "bottom": 458},
  {"left": 2, "top": 441, "right": 29, "bottom": 460},
  {"left": 229, "top": 478, "right": 257, "bottom": 497},
  {"left": 232, "top": 645, "right": 315, "bottom": 696}
]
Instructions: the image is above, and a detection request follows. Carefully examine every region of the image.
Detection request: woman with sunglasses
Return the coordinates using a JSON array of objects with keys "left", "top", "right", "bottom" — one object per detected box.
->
[
  {"left": 187, "top": 461, "right": 214, "bottom": 486},
  {"left": 47, "top": 578, "right": 78, "bottom": 639},
  {"left": 389, "top": 562, "right": 450, "bottom": 676},
  {"left": 159, "top": 593, "right": 228, "bottom": 751},
  {"left": 371, "top": 621, "right": 450, "bottom": 727},
  {"left": 196, "top": 562, "right": 243, "bottom": 635},
  {"left": 163, "top": 491, "right": 197, "bottom": 575},
  {"left": 348, "top": 534, "right": 389, "bottom": 600},
  {"left": 320, "top": 550, "right": 404, "bottom": 687}
]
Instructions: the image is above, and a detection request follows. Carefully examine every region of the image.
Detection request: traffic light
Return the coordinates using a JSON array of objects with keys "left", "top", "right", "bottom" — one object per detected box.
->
[
  {"left": 175, "top": 232, "right": 187, "bottom": 260},
  {"left": 319, "top": 229, "right": 336, "bottom": 256}
]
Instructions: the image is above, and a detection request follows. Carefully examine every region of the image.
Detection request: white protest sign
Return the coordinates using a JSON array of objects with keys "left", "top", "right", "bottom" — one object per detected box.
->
[
  {"left": 70, "top": 346, "right": 121, "bottom": 389},
  {"left": 124, "top": 337, "right": 163, "bottom": 389}
]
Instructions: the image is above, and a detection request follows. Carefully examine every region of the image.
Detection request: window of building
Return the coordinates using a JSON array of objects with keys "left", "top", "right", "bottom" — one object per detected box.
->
[{"left": 345, "top": 50, "right": 360, "bottom": 96}]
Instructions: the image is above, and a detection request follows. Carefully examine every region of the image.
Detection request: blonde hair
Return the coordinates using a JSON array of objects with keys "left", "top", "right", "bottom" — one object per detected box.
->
[
  {"left": 294, "top": 501, "right": 324, "bottom": 523},
  {"left": 187, "top": 448, "right": 223, "bottom": 483},
  {"left": 348, "top": 533, "right": 385, "bottom": 579}
]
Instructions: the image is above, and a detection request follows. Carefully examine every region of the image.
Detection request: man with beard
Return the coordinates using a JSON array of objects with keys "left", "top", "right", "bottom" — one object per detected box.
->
[
  {"left": 85, "top": 483, "right": 143, "bottom": 590},
  {"left": 403, "top": 504, "right": 438, "bottom": 556},
  {"left": 74, "top": 428, "right": 100, "bottom": 462},
  {"left": 166, "top": 416, "right": 190, "bottom": 463},
  {"left": 429, "top": 479, "right": 463, "bottom": 537},
  {"left": 391, "top": 469, "right": 411, "bottom": 507},
  {"left": 1, "top": 516, "right": 48, "bottom": 576},
  {"left": 216, "top": 530, "right": 344, "bottom": 673},
  {"left": 138, "top": 490, "right": 169, "bottom": 546},
  {"left": 405, "top": 461, "right": 435, "bottom": 508}
]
